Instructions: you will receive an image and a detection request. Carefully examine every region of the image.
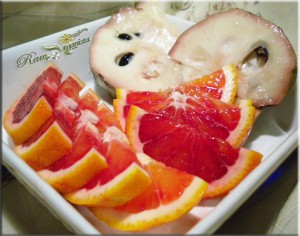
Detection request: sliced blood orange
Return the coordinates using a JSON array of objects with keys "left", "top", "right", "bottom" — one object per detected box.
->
[
  {"left": 63, "top": 126, "right": 152, "bottom": 207},
  {"left": 113, "top": 65, "right": 252, "bottom": 148},
  {"left": 38, "top": 124, "right": 108, "bottom": 193},
  {"left": 89, "top": 153, "right": 208, "bottom": 231},
  {"left": 115, "top": 64, "right": 237, "bottom": 105},
  {"left": 115, "top": 93, "right": 255, "bottom": 148},
  {"left": 4, "top": 63, "right": 257, "bottom": 231},
  {"left": 96, "top": 103, "right": 122, "bottom": 131},
  {"left": 53, "top": 74, "right": 86, "bottom": 139},
  {"left": 14, "top": 119, "right": 72, "bottom": 171},
  {"left": 3, "top": 63, "right": 62, "bottom": 144},
  {"left": 37, "top": 75, "right": 151, "bottom": 203},
  {"left": 79, "top": 89, "right": 122, "bottom": 130},
  {"left": 4, "top": 64, "right": 151, "bottom": 208},
  {"left": 175, "top": 64, "right": 238, "bottom": 104},
  {"left": 78, "top": 88, "right": 100, "bottom": 111},
  {"left": 125, "top": 105, "right": 262, "bottom": 198},
  {"left": 114, "top": 66, "right": 258, "bottom": 198}
]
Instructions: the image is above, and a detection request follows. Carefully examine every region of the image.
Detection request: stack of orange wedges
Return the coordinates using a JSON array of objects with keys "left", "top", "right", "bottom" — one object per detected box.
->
[{"left": 3, "top": 63, "right": 262, "bottom": 232}]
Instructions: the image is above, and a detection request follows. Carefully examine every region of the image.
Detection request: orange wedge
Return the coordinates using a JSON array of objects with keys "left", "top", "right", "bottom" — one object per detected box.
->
[
  {"left": 3, "top": 64, "right": 62, "bottom": 144},
  {"left": 14, "top": 120, "right": 72, "bottom": 171},
  {"left": 63, "top": 128, "right": 152, "bottom": 207},
  {"left": 38, "top": 148, "right": 107, "bottom": 194},
  {"left": 90, "top": 153, "right": 208, "bottom": 231},
  {"left": 78, "top": 89, "right": 122, "bottom": 131},
  {"left": 4, "top": 97, "right": 53, "bottom": 145},
  {"left": 54, "top": 74, "right": 86, "bottom": 138},
  {"left": 33, "top": 74, "right": 151, "bottom": 203},
  {"left": 177, "top": 64, "right": 238, "bottom": 104}
]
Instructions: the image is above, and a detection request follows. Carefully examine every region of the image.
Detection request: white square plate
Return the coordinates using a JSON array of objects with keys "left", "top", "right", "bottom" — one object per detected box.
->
[{"left": 2, "top": 11, "right": 297, "bottom": 234}]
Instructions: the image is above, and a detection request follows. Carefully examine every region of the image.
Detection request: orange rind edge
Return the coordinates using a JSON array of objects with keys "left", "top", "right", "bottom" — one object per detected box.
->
[
  {"left": 64, "top": 163, "right": 152, "bottom": 207},
  {"left": 205, "top": 147, "right": 262, "bottom": 198},
  {"left": 3, "top": 96, "right": 53, "bottom": 145},
  {"left": 89, "top": 161, "right": 207, "bottom": 232},
  {"left": 221, "top": 64, "right": 238, "bottom": 104},
  {"left": 14, "top": 121, "right": 72, "bottom": 171},
  {"left": 226, "top": 99, "right": 256, "bottom": 148},
  {"left": 38, "top": 148, "right": 108, "bottom": 194}
]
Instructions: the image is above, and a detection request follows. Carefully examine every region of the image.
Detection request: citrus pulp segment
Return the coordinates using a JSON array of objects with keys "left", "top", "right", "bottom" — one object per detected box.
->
[
  {"left": 58, "top": 73, "right": 85, "bottom": 101},
  {"left": 38, "top": 147, "right": 108, "bottom": 193},
  {"left": 3, "top": 63, "right": 62, "bottom": 145},
  {"left": 118, "top": 91, "right": 255, "bottom": 148},
  {"left": 14, "top": 121, "right": 72, "bottom": 171},
  {"left": 78, "top": 88, "right": 100, "bottom": 112},
  {"left": 79, "top": 89, "right": 122, "bottom": 131},
  {"left": 176, "top": 64, "right": 238, "bottom": 104},
  {"left": 64, "top": 162, "right": 151, "bottom": 207},
  {"left": 89, "top": 153, "right": 208, "bottom": 232},
  {"left": 62, "top": 124, "right": 152, "bottom": 207},
  {"left": 37, "top": 121, "right": 109, "bottom": 193},
  {"left": 53, "top": 74, "right": 86, "bottom": 139},
  {"left": 3, "top": 97, "right": 53, "bottom": 145},
  {"left": 125, "top": 105, "right": 262, "bottom": 198},
  {"left": 96, "top": 103, "right": 122, "bottom": 131}
]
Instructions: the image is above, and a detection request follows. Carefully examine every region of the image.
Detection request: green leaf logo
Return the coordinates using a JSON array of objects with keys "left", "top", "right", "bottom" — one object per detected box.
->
[{"left": 43, "top": 45, "right": 62, "bottom": 52}]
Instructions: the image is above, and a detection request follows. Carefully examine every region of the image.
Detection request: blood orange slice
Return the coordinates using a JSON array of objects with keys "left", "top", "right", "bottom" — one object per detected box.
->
[
  {"left": 115, "top": 64, "right": 237, "bottom": 105},
  {"left": 115, "top": 93, "right": 255, "bottom": 149},
  {"left": 113, "top": 65, "right": 253, "bottom": 148},
  {"left": 125, "top": 105, "right": 262, "bottom": 198},
  {"left": 37, "top": 76, "right": 151, "bottom": 203},
  {"left": 89, "top": 153, "right": 208, "bottom": 231},
  {"left": 38, "top": 124, "right": 108, "bottom": 193},
  {"left": 96, "top": 103, "right": 122, "bottom": 131},
  {"left": 3, "top": 63, "right": 62, "bottom": 144},
  {"left": 78, "top": 89, "right": 122, "bottom": 131},
  {"left": 63, "top": 126, "right": 152, "bottom": 207},
  {"left": 40, "top": 89, "right": 106, "bottom": 193},
  {"left": 78, "top": 88, "right": 100, "bottom": 111},
  {"left": 174, "top": 64, "right": 238, "bottom": 104},
  {"left": 53, "top": 74, "right": 86, "bottom": 138},
  {"left": 58, "top": 73, "right": 85, "bottom": 101},
  {"left": 14, "top": 119, "right": 72, "bottom": 171}
]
